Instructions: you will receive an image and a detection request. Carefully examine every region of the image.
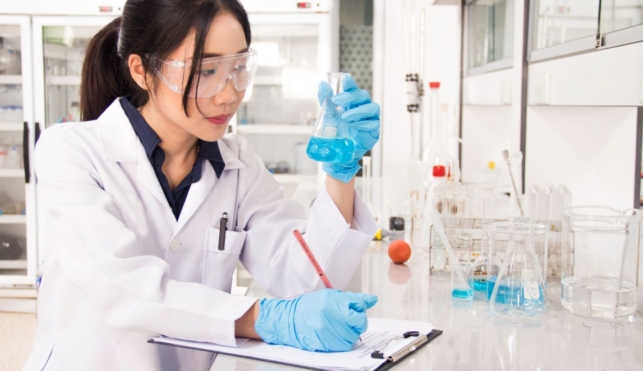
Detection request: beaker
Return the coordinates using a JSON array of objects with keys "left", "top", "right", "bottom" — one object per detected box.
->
[
  {"left": 561, "top": 207, "right": 641, "bottom": 320},
  {"left": 485, "top": 218, "right": 549, "bottom": 322},
  {"left": 306, "top": 72, "right": 356, "bottom": 163}
]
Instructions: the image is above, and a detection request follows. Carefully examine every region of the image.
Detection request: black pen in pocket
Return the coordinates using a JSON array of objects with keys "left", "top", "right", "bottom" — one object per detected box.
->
[{"left": 218, "top": 212, "right": 228, "bottom": 251}]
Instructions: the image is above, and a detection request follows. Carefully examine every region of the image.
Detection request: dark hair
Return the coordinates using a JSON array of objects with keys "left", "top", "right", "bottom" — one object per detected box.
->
[{"left": 80, "top": 0, "right": 251, "bottom": 121}]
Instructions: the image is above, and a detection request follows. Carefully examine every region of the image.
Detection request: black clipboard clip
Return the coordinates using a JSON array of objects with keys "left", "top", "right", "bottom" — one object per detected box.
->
[{"left": 371, "top": 331, "right": 425, "bottom": 361}]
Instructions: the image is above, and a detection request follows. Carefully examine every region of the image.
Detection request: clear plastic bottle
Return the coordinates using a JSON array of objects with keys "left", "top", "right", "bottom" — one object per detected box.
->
[
  {"left": 6, "top": 145, "right": 20, "bottom": 169},
  {"left": 0, "top": 145, "right": 8, "bottom": 168},
  {"left": 306, "top": 72, "right": 355, "bottom": 163}
]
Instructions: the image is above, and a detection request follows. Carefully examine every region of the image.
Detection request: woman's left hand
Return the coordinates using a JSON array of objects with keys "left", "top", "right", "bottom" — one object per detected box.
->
[{"left": 317, "top": 75, "right": 380, "bottom": 183}]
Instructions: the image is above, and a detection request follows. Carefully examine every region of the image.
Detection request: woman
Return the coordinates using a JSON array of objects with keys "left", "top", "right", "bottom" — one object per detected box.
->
[{"left": 24, "top": 0, "right": 381, "bottom": 370}]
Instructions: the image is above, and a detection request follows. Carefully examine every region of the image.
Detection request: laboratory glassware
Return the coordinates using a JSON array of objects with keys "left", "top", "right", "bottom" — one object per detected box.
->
[
  {"left": 429, "top": 208, "right": 472, "bottom": 300},
  {"left": 486, "top": 219, "right": 548, "bottom": 322},
  {"left": 409, "top": 162, "right": 437, "bottom": 251},
  {"left": 561, "top": 207, "right": 641, "bottom": 320},
  {"left": 306, "top": 72, "right": 356, "bottom": 163}
]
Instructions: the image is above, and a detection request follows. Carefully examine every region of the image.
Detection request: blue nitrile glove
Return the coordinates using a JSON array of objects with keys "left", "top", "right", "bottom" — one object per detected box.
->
[
  {"left": 254, "top": 289, "right": 379, "bottom": 352},
  {"left": 316, "top": 75, "right": 380, "bottom": 183}
]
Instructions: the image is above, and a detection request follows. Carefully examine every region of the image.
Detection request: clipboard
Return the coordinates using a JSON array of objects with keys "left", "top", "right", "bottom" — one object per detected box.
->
[
  {"left": 373, "top": 329, "right": 443, "bottom": 371},
  {"left": 148, "top": 327, "right": 443, "bottom": 371}
]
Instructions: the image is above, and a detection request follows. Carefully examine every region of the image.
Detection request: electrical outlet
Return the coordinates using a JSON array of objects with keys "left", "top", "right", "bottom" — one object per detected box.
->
[
  {"left": 532, "top": 74, "right": 550, "bottom": 105},
  {"left": 501, "top": 78, "right": 512, "bottom": 105}
]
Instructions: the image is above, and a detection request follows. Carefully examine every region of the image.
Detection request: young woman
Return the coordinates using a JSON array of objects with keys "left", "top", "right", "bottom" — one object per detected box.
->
[{"left": 23, "top": 0, "right": 381, "bottom": 370}]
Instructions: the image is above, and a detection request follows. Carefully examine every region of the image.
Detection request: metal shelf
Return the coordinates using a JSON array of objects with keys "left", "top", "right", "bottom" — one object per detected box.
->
[
  {"left": 274, "top": 174, "right": 318, "bottom": 183},
  {"left": 0, "top": 215, "right": 27, "bottom": 224},
  {"left": 236, "top": 124, "right": 312, "bottom": 135},
  {"left": 253, "top": 76, "right": 283, "bottom": 85},
  {"left": 0, "top": 169, "right": 24, "bottom": 178},
  {"left": 46, "top": 75, "right": 81, "bottom": 86},
  {"left": 0, "top": 260, "right": 27, "bottom": 269},
  {"left": 0, "top": 123, "right": 23, "bottom": 131},
  {"left": 0, "top": 75, "right": 22, "bottom": 85}
]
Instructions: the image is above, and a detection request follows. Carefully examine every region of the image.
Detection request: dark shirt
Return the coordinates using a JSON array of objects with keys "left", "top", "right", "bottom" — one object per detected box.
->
[{"left": 119, "top": 97, "right": 225, "bottom": 219}]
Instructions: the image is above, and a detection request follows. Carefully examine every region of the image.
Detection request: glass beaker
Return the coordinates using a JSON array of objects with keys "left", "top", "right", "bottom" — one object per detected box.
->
[
  {"left": 485, "top": 219, "right": 549, "bottom": 322},
  {"left": 561, "top": 207, "right": 641, "bottom": 320},
  {"left": 306, "top": 72, "right": 356, "bottom": 163}
]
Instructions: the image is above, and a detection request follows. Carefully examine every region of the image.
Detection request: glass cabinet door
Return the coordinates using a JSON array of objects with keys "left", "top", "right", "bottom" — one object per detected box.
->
[
  {"left": 531, "top": 0, "right": 601, "bottom": 51},
  {"left": 0, "top": 17, "right": 35, "bottom": 285},
  {"left": 236, "top": 22, "right": 320, "bottom": 179},
  {"left": 467, "top": 0, "right": 515, "bottom": 70},
  {"left": 600, "top": 0, "right": 643, "bottom": 34},
  {"left": 40, "top": 25, "right": 105, "bottom": 127}
]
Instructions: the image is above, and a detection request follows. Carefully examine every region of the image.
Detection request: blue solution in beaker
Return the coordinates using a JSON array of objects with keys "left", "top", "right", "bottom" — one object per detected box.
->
[
  {"left": 451, "top": 278, "right": 473, "bottom": 300},
  {"left": 487, "top": 276, "right": 544, "bottom": 306},
  {"left": 452, "top": 288, "right": 473, "bottom": 300},
  {"left": 472, "top": 278, "right": 487, "bottom": 292},
  {"left": 306, "top": 136, "right": 355, "bottom": 163}
]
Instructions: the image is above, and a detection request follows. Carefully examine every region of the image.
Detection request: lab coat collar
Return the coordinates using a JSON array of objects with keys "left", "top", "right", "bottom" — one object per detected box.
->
[
  {"left": 99, "top": 99, "right": 140, "bottom": 163},
  {"left": 216, "top": 137, "right": 246, "bottom": 170}
]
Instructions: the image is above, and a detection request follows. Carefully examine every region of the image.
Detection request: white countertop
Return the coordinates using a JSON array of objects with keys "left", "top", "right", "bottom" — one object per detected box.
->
[{"left": 211, "top": 241, "right": 643, "bottom": 370}]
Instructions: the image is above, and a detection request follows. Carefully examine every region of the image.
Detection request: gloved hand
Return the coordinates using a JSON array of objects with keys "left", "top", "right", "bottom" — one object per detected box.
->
[
  {"left": 316, "top": 75, "right": 380, "bottom": 183},
  {"left": 254, "top": 289, "right": 378, "bottom": 352}
]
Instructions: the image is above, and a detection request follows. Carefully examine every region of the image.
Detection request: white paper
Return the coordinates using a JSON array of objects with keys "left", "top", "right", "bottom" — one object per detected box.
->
[
  {"left": 151, "top": 318, "right": 434, "bottom": 371},
  {"left": 156, "top": 335, "right": 250, "bottom": 348}
]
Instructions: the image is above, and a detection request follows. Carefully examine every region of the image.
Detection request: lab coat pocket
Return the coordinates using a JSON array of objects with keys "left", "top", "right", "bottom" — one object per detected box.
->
[{"left": 202, "top": 227, "right": 247, "bottom": 292}]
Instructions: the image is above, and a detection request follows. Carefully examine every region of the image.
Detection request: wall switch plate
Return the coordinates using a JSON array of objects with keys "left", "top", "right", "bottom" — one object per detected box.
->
[
  {"left": 501, "top": 78, "right": 512, "bottom": 105},
  {"left": 532, "top": 74, "right": 550, "bottom": 105}
]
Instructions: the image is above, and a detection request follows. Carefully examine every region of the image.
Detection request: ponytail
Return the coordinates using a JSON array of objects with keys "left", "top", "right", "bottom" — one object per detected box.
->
[{"left": 80, "top": 17, "right": 144, "bottom": 121}]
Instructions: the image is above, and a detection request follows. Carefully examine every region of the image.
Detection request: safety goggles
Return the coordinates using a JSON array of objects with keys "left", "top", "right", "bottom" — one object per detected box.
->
[{"left": 154, "top": 49, "right": 258, "bottom": 98}]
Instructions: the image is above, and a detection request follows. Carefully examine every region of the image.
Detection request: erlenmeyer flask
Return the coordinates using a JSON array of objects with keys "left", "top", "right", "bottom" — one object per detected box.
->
[
  {"left": 306, "top": 72, "right": 356, "bottom": 163},
  {"left": 488, "top": 218, "right": 548, "bottom": 322}
]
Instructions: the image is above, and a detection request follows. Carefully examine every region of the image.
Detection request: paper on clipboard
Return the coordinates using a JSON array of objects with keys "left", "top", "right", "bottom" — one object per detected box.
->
[{"left": 150, "top": 318, "right": 435, "bottom": 371}]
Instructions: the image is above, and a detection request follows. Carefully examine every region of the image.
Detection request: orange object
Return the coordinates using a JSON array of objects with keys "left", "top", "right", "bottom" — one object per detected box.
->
[{"left": 388, "top": 240, "right": 411, "bottom": 264}]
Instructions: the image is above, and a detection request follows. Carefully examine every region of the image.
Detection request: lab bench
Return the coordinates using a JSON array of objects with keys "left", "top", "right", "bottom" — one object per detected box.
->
[{"left": 209, "top": 241, "right": 643, "bottom": 370}]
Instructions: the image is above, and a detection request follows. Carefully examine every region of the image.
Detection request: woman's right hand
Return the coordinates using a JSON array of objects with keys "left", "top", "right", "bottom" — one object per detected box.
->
[{"left": 254, "top": 289, "right": 378, "bottom": 352}]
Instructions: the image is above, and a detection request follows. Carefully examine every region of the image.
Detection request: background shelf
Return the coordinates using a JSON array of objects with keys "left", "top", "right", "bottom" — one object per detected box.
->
[{"left": 236, "top": 124, "right": 312, "bottom": 135}]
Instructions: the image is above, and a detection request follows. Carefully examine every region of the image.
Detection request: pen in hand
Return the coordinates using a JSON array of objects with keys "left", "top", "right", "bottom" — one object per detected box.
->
[{"left": 292, "top": 230, "right": 364, "bottom": 343}]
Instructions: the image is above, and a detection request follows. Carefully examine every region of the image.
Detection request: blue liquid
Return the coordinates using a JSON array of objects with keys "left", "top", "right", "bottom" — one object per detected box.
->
[
  {"left": 487, "top": 276, "right": 544, "bottom": 306},
  {"left": 452, "top": 288, "right": 473, "bottom": 300},
  {"left": 472, "top": 278, "right": 487, "bottom": 292},
  {"left": 306, "top": 137, "right": 355, "bottom": 163}
]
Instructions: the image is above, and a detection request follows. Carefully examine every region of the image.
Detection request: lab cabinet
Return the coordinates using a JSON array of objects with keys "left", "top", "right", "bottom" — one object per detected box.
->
[
  {"left": 0, "top": 7, "right": 117, "bottom": 290},
  {"left": 32, "top": 18, "right": 114, "bottom": 128},
  {"left": 0, "top": 16, "right": 38, "bottom": 287},
  {"left": 465, "top": 0, "right": 515, "bottom": 75},
  {"left": 529, "top": 0, "right": 643, "bottom": 62},
  {"left": 600, "top": 0, "right": 643, "bottom": 34},
  {"left": 231, "top": 5, "right": 337, "bottom": 190}
]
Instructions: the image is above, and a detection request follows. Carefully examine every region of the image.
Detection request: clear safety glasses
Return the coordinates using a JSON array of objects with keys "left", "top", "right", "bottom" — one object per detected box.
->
[{"left": 154, "top": 49, "right": 258, "bottom": 98}]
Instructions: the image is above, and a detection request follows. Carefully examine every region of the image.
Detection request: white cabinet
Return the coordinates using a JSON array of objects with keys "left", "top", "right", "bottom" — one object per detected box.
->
[
  {"left": 231, "top": 2, "right": 338, "bottom": 188},
  {"left": 0, "top": 16, "right": 37, "bottom": 287},
  {"left": 0, "top": 3, "right": 120, "bottom": 289}
]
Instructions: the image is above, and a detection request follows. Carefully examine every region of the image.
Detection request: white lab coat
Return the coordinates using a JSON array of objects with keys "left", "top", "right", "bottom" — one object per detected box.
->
[{"left": 23, "top": 100, "right": 376, "bottom": 371}]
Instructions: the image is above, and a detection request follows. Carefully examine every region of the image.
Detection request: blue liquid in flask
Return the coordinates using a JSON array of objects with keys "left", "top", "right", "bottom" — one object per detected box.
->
[
  {"left": 487, "top": 276, "right": 544, "bottom": 306},
  {"left": 306, "top": 136, "right": 355, "bottom": 163},
  {"left": 452, "top": 288, "right": 473, "bottom": 300}
]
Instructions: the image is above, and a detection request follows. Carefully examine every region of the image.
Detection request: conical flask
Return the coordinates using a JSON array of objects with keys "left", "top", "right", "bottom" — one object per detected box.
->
[
  {"left": 306, "top": 72, "right": 356, "bottom": 163},
  {"left": 488, "top": 218, "right": 548, "bottom": 322}
]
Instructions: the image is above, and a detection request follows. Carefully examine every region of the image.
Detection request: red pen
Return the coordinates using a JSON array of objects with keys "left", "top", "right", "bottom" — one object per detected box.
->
[
  {"left": 293, "top": 230, "right": 333, "bottom": 289},
  {"left": 293, "top": 230, "right": 364, "bottom": 343}
]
